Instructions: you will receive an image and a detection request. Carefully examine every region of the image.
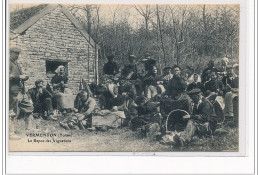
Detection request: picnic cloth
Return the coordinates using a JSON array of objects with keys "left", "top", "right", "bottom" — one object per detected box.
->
[{"left": 92, "top": 110, "right": 126, "bottom": 128}]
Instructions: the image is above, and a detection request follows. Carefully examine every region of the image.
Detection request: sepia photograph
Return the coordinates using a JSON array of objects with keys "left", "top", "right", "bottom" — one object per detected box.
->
[{"left": 8, "top": 3, "right": 240, "bottom": 152}]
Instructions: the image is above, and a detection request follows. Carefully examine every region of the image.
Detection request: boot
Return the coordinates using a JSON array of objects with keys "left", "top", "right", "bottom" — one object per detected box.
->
[
  {"left": 48, "top": 114, "right": 57, "bottom": 121},
  {"left": 9, "top": 118, "right": 21, "bottom": 140},
  {"left": 25, "top": 114, "right": 34, "bottom": 130},
  {"left": 59, "top": 122, "right": 70, "bottom": 130}
]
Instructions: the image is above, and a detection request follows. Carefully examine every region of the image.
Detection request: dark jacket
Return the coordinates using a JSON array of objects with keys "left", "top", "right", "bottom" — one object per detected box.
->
[
  {"left": 187, "top": 82, "right": 204, "bottom": 92},
  {"left": 121, "top": 64, "right": 138, "bottom": 80},
  {"left": 193, "top": 97, "right": 217, "bottom": 131},
  {"left": 143, "top": 72, "right": 161, "bottom": 86},
  {"left": 27, "top": 88, "right": 52, "bottom": 105},
  {"left": 204, "top": 79, "right": 224, "bottom": 93},
  {"left": 103, "top": 61, "right": 119, "bottom": 75},
  {"left": 9, "top": 60, "right": 23, "bottom": 96},
  {"left": 51, "top": 74, "right": 69, "bottom": 92},
  {"left": 222, "top": 76, "right": 239, "bottom": 89},
  {"left": 166, "top": 76, "right": 187, "bottom": 98},
  {"left": 144, "top": 59, "right": 156, "bottom": 71}
]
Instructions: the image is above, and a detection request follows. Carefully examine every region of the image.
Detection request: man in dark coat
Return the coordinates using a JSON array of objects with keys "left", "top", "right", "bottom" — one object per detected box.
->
[
  {"left": 161, "top": 65, "right": 192, "bottom": 116},
  {"left": 201, "top": 60, "right": 215, "bottom": 84},
  {"left": 27, "top": 79, "right": 57, "bottom": 120},
  {"left": 120, "top": 55, "right": 143, "bottom": 97},
  {"left": 141, "top": 53, "right": 157, "bottom": 72},
  {"left": 103, "top": 55, "right": 119, "bottom": 76},
  {"left": 204, "top": 70, "right": 224, "bottom": 95},
  {"left": 9, "top": 47, "right": 34, "bottom": 139},
  {"left": 165, "top": 65, "right": 188, "bottom": 99},
  {"left": 173, "top": 89, "right": 217, "bottom": 145}
]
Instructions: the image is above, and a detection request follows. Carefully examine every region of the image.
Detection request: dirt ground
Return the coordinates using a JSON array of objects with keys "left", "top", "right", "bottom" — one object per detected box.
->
[{"left": 9, "top": 113, "right": 239, "bottom": 152}]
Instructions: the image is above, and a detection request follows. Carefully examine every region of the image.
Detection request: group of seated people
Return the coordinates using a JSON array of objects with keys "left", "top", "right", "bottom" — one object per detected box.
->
[
  {"left": 101, "top": 53, "right": 239, "bottom": 145},
  {"left": 9, "top": 46, "right": 238, "bottom": 145}
]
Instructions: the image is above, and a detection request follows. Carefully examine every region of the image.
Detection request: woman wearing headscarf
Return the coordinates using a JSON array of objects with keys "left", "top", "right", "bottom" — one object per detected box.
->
[
  {"left": 187, "top": 73, "right": 204, "bottom": 92},
  {"left": 51, "top": 65, "right": 69, "bottom": 93},
  {"left": 51, "top": 65, "right": 73, "bottom": 112}
]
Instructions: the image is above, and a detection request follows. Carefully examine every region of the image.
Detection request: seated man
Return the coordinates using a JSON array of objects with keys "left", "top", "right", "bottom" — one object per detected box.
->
[
  {"left": 144, "top": 66, "right": 165, "bottom": 99},
  {"left": 131, "top": 96, "right": 162, "bottom": 137},
  {"left": 222, "top": 65, "right": 239, "bottom": 122},
  {"left": 141, "top": 53, "right": 157, "bottom": 72},
  {"left": 204, "top": 70, "right": 224, "bottom": 95},
  {"left": 161, "top": 65, "right": 192, "bottom": 115},
  {"left": 27, "top": 79, "right": 57, "bottom": 120},
  {"left": 60, "top": 90, "right": 96, "bottom": 130},
  {"left": 120, "top": 55, "right": 143, "bottom": 97},
  {"left": 174, "top": 89, "right": 217, "bottom": 146},
  {"left": 103, "top": 54, "right": 119, "bottom": 76},
  {"left": 161, "top": 66, "right": 173, "bottom": 87}
]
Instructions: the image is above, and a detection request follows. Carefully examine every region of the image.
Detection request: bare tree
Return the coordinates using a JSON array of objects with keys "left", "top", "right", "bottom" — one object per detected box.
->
[{"left": 134, "top": 5, "right": 153, "bottom": 38}]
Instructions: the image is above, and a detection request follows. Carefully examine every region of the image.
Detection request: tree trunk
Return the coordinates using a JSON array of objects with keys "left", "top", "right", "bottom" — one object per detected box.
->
[{"left": 156, "top": 5, "right": 167, "bottom": 67}]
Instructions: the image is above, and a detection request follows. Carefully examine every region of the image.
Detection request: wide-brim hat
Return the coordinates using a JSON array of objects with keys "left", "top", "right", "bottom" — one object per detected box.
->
[{"left": 188, "top": 88, "right": 202, "bottom": 95}]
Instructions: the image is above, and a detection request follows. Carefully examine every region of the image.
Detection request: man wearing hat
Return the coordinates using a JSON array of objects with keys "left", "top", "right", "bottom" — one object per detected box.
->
[
  {"left": 9, "top": 47, "right": 33, "bottom": 139},
  {"left": 103, "top": 54, "right": 119, "bottom": 76},
  {"left": 120, "top": 55, "right": 142, "bottom": 97},
  {"left": 161, "top": 66, "right": 173, "bottom": 86},
  {"left": 121, "top": 55, "right": 138, "bottom": 80},
  {"left": 173, "top": 88, "right": 217, "bottom": 146},
  {"left": 165, "top": 65, "right": 188, "bottom": 99},
  {"left": 27, "top": 79, "right": 57, "bottom": 120},
  {"left": 60, "top": 90, "right": 96, "bottom": 130},
  {"left": 141, "top": 52, "right": 157, "bottom": 72},
  {"left": 204, "top": 70, "right": 224, "bottom": 95}
]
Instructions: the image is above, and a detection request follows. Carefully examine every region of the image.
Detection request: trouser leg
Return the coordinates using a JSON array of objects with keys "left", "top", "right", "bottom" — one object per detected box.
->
[
  {"left": 180, "top": 120, "right": 197, "bottom": 142},
  {"left": 224, "top": 92, "right": 234, "bottom": 116},
  {"left": 24, "top": 113, "right": 34, "bottom": 130},
  {"left": 44, "top": 98, "right": 54, "bottom": 115}
]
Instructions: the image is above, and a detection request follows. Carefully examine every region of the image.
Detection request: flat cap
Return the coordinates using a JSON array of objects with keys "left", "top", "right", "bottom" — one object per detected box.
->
[
  {"left": 35, "top": 79, "right": 44, "bottom": 85},
  {"left": 188, "top": 88, "right": 202, "bottom": 95},
  {"left": 10, "top": 47, "right": 21, "bottom": 53}
]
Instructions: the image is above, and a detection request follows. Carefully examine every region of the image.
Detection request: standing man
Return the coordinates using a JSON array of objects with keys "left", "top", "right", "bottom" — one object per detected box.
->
[
  {"left": 27, "top": 79, "right": 57, "bottom": 120},
  {"left": 103, "top": 54, "right": 119, "bottom": 76},
  {"left": 9, "top": 47, "right": 34, "bottom": 139},
  {"left": 141, "top": 53, "right": 157, "bottom": 72}
]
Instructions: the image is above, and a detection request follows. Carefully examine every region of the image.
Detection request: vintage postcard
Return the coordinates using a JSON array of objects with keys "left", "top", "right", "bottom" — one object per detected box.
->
[{"left": 8, "top": 3, "right": 240, "bottom": 152}]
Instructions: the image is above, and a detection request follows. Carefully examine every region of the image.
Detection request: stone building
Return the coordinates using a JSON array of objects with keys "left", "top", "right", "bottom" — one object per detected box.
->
[{"left": 9, "top": 4, "right": 99, "bottom": 94}]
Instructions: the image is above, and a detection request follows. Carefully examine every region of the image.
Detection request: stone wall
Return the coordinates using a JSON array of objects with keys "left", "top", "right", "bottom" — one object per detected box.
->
[{"left": 10, "top": 6, "right": 97, "bottom": 94}]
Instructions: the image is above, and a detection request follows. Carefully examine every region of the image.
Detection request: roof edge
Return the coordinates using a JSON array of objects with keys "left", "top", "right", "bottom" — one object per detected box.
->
[
  {"left": 60, "top": 5, "right": 99, "bottom": 48},
  {"left": 13, "top": 4, "right": 58, "bottom": 34}
]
